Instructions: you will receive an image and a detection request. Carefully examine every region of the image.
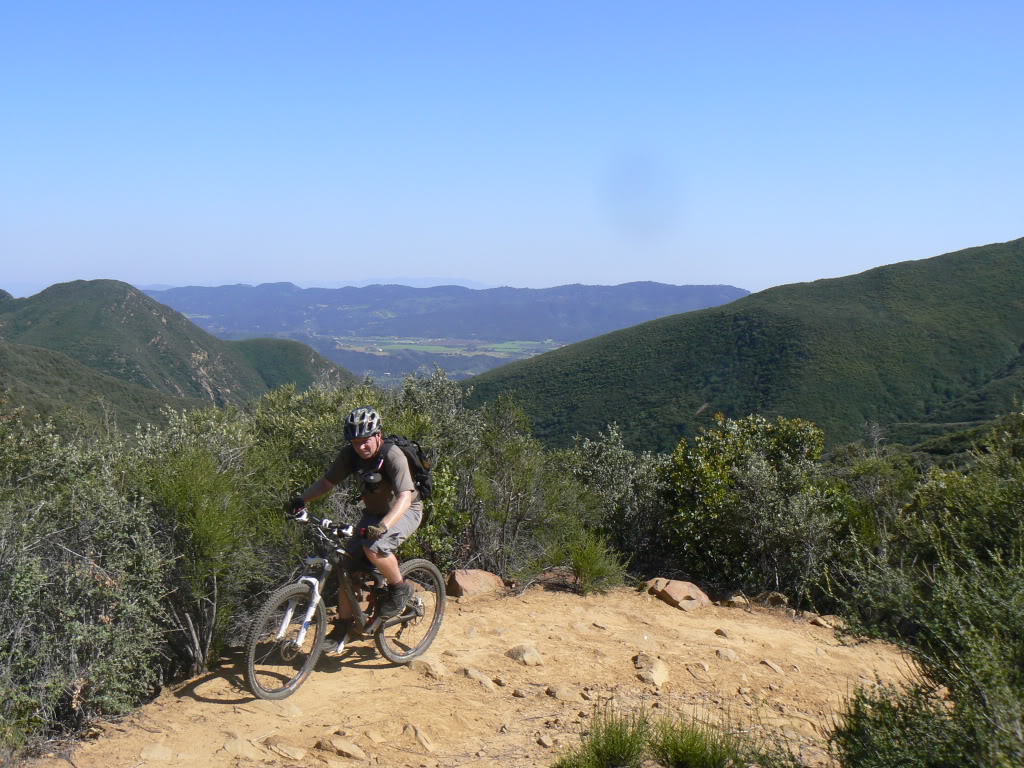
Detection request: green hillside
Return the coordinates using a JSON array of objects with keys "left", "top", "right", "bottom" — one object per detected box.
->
[
  {"left": 0, "top": 280, "right": 268, "bottom": 405},
  {"left": 467, "top": 238, "right": 1024, "bottom": 451},
  {"left": 0, "top": 339, "right": 205, "bottom": 429},
  {"left": 0, "top": 280, "right": 354, "bottom": 424},
  {"left": 229, "top": 337, "right": 357, "bottom": 391}
]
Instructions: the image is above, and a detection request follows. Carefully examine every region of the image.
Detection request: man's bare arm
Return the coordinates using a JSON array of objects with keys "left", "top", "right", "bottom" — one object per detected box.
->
[
  {"left": 381, "top": 490, "right": 416, "bottom": 530},
  {"left": 299, "top": 476, "right": 336, "bottom": 504}
]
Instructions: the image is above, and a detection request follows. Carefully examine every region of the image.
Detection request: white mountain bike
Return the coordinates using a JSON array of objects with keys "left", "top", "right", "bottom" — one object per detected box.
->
[{"left": 243, "top": 508, "right": 445, "bottom": 699}]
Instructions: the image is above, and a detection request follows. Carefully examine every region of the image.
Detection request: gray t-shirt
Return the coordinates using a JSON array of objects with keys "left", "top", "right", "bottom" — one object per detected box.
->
[{"left": 324, "top": 443, "right": 423, "bottom": 518}]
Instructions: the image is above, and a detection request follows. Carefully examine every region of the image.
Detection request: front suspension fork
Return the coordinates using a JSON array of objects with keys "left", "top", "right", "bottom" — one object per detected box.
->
[{"left": 278, "top": 575, "right": 323, "bottom": 647}]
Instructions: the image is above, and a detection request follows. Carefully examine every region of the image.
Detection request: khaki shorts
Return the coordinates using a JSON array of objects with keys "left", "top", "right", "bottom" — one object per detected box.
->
[{"left": 343, "top": 506, "right": 422, "bottom": 568}]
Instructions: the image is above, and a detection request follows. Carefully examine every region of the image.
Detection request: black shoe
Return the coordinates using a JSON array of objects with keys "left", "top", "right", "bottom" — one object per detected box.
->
[
  {"left": 377, "top": 581, "right": 414, "bottom": 618},
  {"left": 322, "top": 619, "right": 354, "bottom": 651}
]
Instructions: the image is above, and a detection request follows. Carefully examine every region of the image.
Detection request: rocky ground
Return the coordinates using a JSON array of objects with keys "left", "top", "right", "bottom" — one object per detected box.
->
[{"left": 28, "top": 585, "right": 909, "bottom": 768}]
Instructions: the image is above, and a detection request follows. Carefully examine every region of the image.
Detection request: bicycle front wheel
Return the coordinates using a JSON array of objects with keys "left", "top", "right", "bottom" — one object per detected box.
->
[
  {"left": 244, "top": 583, "right": 326, "bottom": 699},
  {"left": 374, "top": 558, "right": 446, "bottom": 664}
]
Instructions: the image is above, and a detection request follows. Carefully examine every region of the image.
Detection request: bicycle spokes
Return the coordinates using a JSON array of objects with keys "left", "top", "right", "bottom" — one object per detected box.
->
[{"left": 245, "top": 584, "right": 326, "bottom": 699}]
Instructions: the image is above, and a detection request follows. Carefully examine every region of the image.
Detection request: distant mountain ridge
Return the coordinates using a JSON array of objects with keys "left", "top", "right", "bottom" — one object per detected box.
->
[
  {"left": 0, "top": 280, "right": 355, "bottom": 426},
  {"left": 466, "top": 238, "right": 1024, "bottom": 451},
  {"left": 144, "top": 281, "right": 749, "bottom": 343}
]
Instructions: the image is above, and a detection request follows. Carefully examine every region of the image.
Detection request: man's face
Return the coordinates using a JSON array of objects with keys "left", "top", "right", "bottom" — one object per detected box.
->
[{"left": 351, "top": 432, "right": 383, "bottom": 460}]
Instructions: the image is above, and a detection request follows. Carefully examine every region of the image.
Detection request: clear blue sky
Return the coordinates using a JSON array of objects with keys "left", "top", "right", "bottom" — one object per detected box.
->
[{"left": 2, "top": 1, "right": 1022, "bottom": 296}]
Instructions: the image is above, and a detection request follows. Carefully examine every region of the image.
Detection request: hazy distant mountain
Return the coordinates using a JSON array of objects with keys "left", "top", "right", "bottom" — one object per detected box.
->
[
  {"left": 467, "top": 238, "right": 1024, "bottom": 451},
  {"left": 0, "top": 280, "right": 356, "bottom": 425},
  {"left": 298, "top": 277, "right": 497, "bottom": 289},
  {"left": 145, "top": 281, "right": 749, "bottom": 343}
]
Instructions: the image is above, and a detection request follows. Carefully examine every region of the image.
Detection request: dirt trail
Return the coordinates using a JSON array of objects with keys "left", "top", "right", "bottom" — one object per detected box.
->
[{"left": 30, "top": 587, "right": 909, "bottom": 768}]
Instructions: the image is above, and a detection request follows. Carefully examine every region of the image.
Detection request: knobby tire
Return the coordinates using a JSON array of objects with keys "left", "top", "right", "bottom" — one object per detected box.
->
[
  {"left": 374, "top": 558, "right": 446, "bottom": 664},
  {"left": 244, "top": 582, "right": 326, "bottom": 699}
]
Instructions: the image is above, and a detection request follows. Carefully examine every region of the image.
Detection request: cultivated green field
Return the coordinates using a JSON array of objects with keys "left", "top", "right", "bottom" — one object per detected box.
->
[{"left": 331, "top": 336, "right": 561, "bottom": 358}]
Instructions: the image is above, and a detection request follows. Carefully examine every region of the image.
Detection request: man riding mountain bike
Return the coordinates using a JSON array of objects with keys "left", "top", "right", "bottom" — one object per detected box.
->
[{"left": 288, "top": 406, "right": 422, "bottom": 648}]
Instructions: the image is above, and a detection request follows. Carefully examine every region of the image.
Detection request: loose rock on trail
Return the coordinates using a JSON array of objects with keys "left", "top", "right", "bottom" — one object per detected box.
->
[{"left": 29, "top": 586, "right": 909, "bottom": 768}]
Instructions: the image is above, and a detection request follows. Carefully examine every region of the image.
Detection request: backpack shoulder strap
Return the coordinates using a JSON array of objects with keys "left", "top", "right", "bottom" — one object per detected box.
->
[{"left": 378, "top": 437, "right": 405, "bottom": 475}]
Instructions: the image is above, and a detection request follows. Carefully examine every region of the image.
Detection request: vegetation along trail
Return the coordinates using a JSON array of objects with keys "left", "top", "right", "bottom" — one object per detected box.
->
[{"left": 29, "top": 588, "right": 907, "bottom": 768}]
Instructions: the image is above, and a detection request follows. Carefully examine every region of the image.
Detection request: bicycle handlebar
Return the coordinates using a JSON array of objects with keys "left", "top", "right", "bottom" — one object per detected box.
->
[{"left": 289, "top": 507, "right": 355, "bottom": 542}]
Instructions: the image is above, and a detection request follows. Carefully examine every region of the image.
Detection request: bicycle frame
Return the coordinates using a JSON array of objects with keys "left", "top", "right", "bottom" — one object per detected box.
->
[{"left": 278, "top": 512, "right": 399, "bottom": 651}]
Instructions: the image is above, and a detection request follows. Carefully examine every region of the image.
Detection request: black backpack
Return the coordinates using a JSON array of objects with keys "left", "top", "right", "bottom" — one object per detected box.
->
[{"left": 382, "top": 435, "right": 435, "bottom": 521}]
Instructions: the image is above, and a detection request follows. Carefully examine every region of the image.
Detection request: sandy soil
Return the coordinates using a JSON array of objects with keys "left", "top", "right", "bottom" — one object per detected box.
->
[{"left": 28, "top": 587, "right": 910, "bottom": 768}]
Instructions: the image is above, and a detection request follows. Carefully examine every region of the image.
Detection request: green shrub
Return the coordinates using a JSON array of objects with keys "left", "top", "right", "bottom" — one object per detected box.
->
[
  {"left": 664, "top": 414, "right": 846, "bottom": 603},
  {"left": 651, "top": 715, "right": 777, "bottom": 768},
  {"left": 0, "top": 414, "right": 166, "bottom": 750},
  {"left": 831, "top": 683, "right": 973, "bottom": 768},
  {"left": 829, "top": 411, "right": 1024, "bottom": 767},
  {"left": 558, "top": 527, "right": 628, "bottom": 596},
  {"left": 466, "top": 395, "right": 594, "bottom": 580},
  {"left": 398, "top": 461, "right": 469, "bottom": 574},
  {"left": 568, "top": 425, "right": 673, "bottom": 577},
  {"left": 825, "top": 437, "right": 922, "bottom": 554},
  {"left": 553, "top": 709, "right": 650, "bottom": 768},
  {"left": 552, "top": 709, "right": 798, "bottom": 768}
]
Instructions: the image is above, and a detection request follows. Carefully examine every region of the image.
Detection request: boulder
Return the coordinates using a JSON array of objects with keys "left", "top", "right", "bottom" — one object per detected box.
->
[
  {"left": 716, "top": 648, "right": 740, "bottom": 662},
  {"left": 633, "top": 652, "right": 669, "bottom": 686},
  {"left": 661, "top": 580, "right": 712, "bottom": 606},
  {"left": 408, "top": 654, "right": 450, "bottom": 680},
  {"left": 402, "top": 723, "right": 435, "bottom": 753},
  {"left": 447, "top": 569, "right": 505, "bottom": 597},
  {"left": 546, "top": 685, "right": 580, "bottom": 701},
  {"left": 506, "top": 644, "right": 544, "bottom": 666},
  {"left": 264, "top": 736, "right": 306, "bottom": 761},
  {"left": 638, "top": 661, "right": 669, "bottom": 686},
  {"left": 460, "top": 666, "right": 497, "bottom": 691},
  {"left": 761, "top": 659, "right": 784, "bottom": 674},
  {"left": 318, "top": 737, "right": 367, "bottom": 760},
  {"left": 633, "top": 651, "right": 656, "bottom": 668},
  {"left": 687, "top": 662, "right": 712, "bottom": 682},
  {"left": 222, "top": 737, "right": 261, "bottom": 759},
  {"left": 645, "top": 577, "right": 670, "bottom": 594},
  {"left": 649, "top": 579, "right": 712, "bottom": 611}
]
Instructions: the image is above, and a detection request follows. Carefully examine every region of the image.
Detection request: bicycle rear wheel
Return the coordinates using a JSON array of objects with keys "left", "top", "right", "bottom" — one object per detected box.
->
[
  {"left": 244, "top": 583, "right": 326, "bottom": 699},
  {"left": 374, "top": 558, "right": 445, "bottom": 664}
]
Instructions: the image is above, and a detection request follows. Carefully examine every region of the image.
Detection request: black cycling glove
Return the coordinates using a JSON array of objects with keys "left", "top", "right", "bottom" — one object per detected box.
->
[{"left": 285, "top": 496, "right": 307, "bottom": 517}]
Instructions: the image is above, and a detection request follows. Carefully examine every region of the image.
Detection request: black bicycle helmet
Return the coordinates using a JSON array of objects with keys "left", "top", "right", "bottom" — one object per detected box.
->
[{"left": 344, "top": 406, "right": 382, "bottom": 440}]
